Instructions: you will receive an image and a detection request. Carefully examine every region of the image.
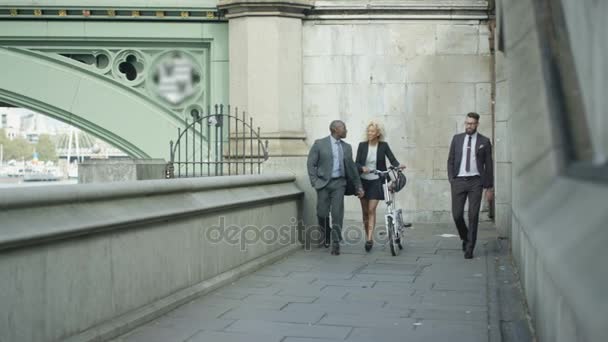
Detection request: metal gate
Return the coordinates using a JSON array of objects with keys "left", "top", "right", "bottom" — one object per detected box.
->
[{"left": 166, "top": 104, "right": 269, "bottom": 178}]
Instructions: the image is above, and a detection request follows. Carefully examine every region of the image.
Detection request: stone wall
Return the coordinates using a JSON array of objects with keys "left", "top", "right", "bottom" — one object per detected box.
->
[
  {"left": 499, "top": 0, "right": 608, "bottom": 340},
  {"left": 302, "top": 18, "right": 492, "bottom": 222},
  {"left": 0, "top": 174, "right": 303, "bottom": 342}
]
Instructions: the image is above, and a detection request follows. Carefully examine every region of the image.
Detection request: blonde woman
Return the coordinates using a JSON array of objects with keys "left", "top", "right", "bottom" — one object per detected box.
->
[{"left": 355, "top": 121, "right": 406, "bottom": 252}]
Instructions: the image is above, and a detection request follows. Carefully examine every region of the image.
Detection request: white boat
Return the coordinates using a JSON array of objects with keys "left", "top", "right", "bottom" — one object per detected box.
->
[{"left": 23, "top": 167, "right": 62, "bottom": 182}]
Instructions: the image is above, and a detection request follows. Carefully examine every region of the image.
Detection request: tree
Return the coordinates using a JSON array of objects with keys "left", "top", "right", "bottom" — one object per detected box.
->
[
  {"left": 36, "top": 134, "right": 57, "bottom": 161},
  {"left": 4, "top": 137, "right": 32, "bottom": 160}
]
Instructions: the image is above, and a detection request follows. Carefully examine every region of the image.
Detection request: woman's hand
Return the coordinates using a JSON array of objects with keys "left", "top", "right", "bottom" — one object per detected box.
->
[{"left": 362, "top": 166, "right": 370, "bottom": 173}]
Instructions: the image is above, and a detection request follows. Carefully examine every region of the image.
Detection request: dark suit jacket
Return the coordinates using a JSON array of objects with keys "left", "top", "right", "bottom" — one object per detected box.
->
[
  {"left": 355, "top": 141, "right": 400, "bottom": 173},
  {"left": 307, "top": 136, "right": 362, "bottom": 192},
  {"left": 447, "top": 132, "right": 494, "bottom": 188}
]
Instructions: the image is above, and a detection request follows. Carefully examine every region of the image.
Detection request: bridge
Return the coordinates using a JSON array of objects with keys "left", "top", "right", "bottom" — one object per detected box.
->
[{"left": 0, "top": 1, "right": 606, "bottom": 342}]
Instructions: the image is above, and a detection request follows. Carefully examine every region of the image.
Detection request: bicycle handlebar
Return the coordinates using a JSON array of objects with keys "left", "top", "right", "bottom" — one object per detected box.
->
[{"left": 370, "top": 166, "right": 403, "bottom": 175}]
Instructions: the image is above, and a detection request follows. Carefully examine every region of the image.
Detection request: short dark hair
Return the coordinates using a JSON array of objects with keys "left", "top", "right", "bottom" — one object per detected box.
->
[
  {"left": 329, "top": 120, "right": 344, "bottom": 132},
  {"left": 466, "top": 112, "right": 480, "bottom": 121}
]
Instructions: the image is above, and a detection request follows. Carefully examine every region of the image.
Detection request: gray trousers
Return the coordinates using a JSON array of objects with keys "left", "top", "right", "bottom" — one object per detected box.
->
[
  {"left": 450, "top": 176, "right": 483, "bottom": 250},
  {"left": 316, "top": 178, "right": 346, "bottom": 246}
]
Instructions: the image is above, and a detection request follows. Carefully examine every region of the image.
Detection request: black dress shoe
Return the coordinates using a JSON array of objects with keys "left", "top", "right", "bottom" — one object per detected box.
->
[
  {"left": 364, "top": 240, "right": 373, "bottom": 252},
  {"left": 331, "top": 244, "right": 340, "bottom": 255},
  {"left": 464, "top": 249, "right": 473, "bottom": 259}
]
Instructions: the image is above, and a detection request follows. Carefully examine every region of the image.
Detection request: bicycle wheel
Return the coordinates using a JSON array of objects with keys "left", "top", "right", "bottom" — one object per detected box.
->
[{"left": 387, "top": 217, "right": 398, "bottom": 256}]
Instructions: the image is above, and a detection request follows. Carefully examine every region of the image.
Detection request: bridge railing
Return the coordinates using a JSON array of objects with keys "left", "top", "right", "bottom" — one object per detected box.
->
[{"left": 165, "top": 104, "right": 269, "bottom": 178}]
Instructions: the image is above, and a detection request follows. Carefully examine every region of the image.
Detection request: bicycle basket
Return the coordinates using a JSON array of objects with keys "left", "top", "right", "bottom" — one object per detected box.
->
[{"left": 389, "top": 171, "right": 407, "bottom": 193}]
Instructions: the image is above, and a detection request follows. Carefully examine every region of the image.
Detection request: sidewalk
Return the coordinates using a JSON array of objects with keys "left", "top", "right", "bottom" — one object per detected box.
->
[{"left": 113, "top": 221, "right": 533, "bottom": 342}]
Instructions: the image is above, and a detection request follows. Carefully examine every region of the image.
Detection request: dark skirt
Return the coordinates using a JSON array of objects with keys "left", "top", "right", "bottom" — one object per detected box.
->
[{"left": 361, "top": 178, "right": 384, "bottom": 200}]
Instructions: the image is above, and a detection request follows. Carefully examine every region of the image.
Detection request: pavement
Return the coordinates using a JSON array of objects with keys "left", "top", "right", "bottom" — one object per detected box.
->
[{"left": 112, "top": 220, "right": 534, "bottom": 342}]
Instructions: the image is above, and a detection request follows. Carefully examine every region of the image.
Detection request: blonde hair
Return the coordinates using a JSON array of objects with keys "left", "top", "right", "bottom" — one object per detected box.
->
[{"left": 363, "top": 120, "right": 385, "bottom": 142}]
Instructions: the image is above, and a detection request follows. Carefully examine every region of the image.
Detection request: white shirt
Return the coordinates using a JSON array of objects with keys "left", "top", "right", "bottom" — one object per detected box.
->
[
  {"left": 361, "top": 144, "right": 380, "bottom": 180},
  {"left": 458, "top": 132, "right": 480, "bottom": 177}
]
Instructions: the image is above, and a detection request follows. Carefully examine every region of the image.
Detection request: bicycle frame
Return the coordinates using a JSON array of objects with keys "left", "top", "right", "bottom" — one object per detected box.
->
[{"left": 372, "top": 166, "right": 407, "bottom": 255}]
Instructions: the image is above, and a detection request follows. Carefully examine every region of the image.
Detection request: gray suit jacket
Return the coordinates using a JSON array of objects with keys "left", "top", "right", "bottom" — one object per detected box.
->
[{"left": 307, "top": 136, "right": 362, "bottom": 191}]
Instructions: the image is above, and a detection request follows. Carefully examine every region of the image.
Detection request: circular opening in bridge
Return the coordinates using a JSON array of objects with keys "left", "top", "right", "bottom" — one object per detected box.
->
[
  {"left": 191, "top": 71, "right": 200, "bottom": 85},
  {"left": 96, "top": 54, "right": 109, "bottom": 69},
  {"left": 118, "top": 54, "right": 144, "bottom": 81},
  {"left": 127, "top": 55, "right": 143, "bottom": 73},
  {"left": 119, "top": 62, "right": 137, "bottom": 81},
  {"left": 190, "top": 109, "right": 200, "bottom": 119}
]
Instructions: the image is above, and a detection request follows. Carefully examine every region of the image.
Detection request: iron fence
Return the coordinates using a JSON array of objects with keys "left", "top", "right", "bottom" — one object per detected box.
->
[{"left": 165, "top": 104, "right": 269, "bottom": 178}]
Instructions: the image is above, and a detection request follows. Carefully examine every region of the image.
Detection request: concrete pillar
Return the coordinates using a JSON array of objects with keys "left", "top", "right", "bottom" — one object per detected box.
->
[
  {"left": 219, "top": 0, "right": 318, "bottom": 241},
  {"left": 218, "top": 0, "right": 312, "bottom": 157}
]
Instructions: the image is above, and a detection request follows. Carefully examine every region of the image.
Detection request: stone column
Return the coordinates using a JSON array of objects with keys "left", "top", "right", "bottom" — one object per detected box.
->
[
  {"left": 219, "top": 0, "right": 318, "bottom": 245},
  {"left": 218, "top": 0, "right": 312, "bottom": 156}
]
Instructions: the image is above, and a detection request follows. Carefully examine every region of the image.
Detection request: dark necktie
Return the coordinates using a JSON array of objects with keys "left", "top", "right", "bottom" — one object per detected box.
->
[{"left": 465, "top": 135, "right": 472, "bottom": 172}]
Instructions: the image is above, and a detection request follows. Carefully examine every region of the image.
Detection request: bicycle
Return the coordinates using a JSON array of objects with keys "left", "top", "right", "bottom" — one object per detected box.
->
[{"left": 371, "top": 166, "right": 411, "bottom": 256}]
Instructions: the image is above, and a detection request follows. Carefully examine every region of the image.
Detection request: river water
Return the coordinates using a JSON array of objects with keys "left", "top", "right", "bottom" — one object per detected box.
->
[{"left": 0, "top": 177, "right": 78, "bottom": 189}]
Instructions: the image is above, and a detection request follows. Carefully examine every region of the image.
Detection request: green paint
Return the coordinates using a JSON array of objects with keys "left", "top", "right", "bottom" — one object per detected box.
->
[{"left": 0, "top": 20, "right": 229, "bottom": 160}]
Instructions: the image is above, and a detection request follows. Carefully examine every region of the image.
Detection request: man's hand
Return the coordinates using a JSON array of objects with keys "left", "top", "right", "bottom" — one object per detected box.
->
[
  {"left": 356, "top": 188, "right": 365, "bottom": 198},
  {"left": 361, "top": 166, "right": 370, "bottom": 174},
  {"left": 398, "top": 164, "right": 406, "bottom": 170},
  {"left": 485, "top": 188, "right": 494, "bottom": 201}
]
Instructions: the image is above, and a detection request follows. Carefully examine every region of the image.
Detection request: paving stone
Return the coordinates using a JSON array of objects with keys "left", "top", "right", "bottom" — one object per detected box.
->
[
  {"left": 432, "top": 279, "right": 487, "bottom": 292},
  {"left": 346, "top": 326, "right": 412, "bottom": 341},
  {"left": 243, "top": 275, "right": 317, "bottom": 286},
  {"left": 331, "top": 284, "right": 413, "bottom": 296},
  {"left": 225, "top": 320, "right": 351, "bottom": 339},
  {"left": 312, "top": 279, "right": 376, "bottom": 288},
  {"left": 410, "top": 320, "right": 488, "bottom": 342},
  {"left": 190, "top": 296, "right": 285, "bottom": 311},
  {"left": 220, "top": 307, "right": 324, "bottom": 324},
  {"left": 319, "top": 313, "right": 416, "bottom": 328},
  {"left": 282, "top": 301, "right": 393, "bottom": 315},
  {"left": 114, "top": 220, "right": 532, "bottom": 342},
  {"left": 420, "top": 291, "right": 487, "bottom": 306},
  {"left": 120, "top": 324, "right": 200, "bottom": 342},
  {"left": 411, "top": 307, "right": 487, "bottom": 321},
  {"left": 255, "top": 269, "right": 292, "bottom": 277},
  {"left": 283, "top": 338, "right": 345, "bottom": 342},
  {"left": 372, "top": 256, "right": 421, "bottom": 264},
  {"left": 343, "top": 292, "right": 421, "bottom": 306},
  {"left": 277, "top": 286, "right": 347, "bottom": 298},
  {"left": 187, "top": 330, "right": 283, "bottom": 342},
  {"left": 373, "top": 280, "right": 433, "bottom": 291},
  {"left": 288, "top": 271, "right": 355, "bottom": 280},
  {"left": 358, "top": 268, "right": 418, "bottom": 276},
  {"left": 165, "top": 303, "right": 232, "bottom": 320},
  {"left": 153, "top": 316, "right": 234, "bottom": 332},
  {"left": 354, "top": 273, "right": 415, "bottom": 283},
  {"left": 212, "top": 286, "right": 282, "bottom": 297},
  {"left": 243, "top": 294, "right": 317, "bottom": 304},
  {"left": 210, "top": 290, "right": 250, "bottom": 300}
]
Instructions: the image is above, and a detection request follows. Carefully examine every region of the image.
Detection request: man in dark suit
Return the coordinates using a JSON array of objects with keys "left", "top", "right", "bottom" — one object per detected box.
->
[
  {"left": 447, "top": 112, "right": 494, "bottom": 259},
  {"left": 307, "top": 120, "right": 364, "bottom": 255}
]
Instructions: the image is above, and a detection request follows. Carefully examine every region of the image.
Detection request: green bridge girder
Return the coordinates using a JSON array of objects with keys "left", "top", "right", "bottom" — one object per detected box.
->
[{"left": 0, "top": 7, "right": 228, "bottom": 160}]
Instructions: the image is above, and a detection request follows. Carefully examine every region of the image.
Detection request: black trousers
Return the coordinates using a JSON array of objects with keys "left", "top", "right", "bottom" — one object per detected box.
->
[{"left": 450, "top": 176, "right": 483, "bottom": 250}]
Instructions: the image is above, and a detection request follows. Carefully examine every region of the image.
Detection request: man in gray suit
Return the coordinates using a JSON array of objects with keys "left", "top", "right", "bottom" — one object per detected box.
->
[
  {"left": 447, "top": 112, "right": 494, "bottom": 259},
  {"left": 307, "top": 120, "right": 364, "bottom": 255}
]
